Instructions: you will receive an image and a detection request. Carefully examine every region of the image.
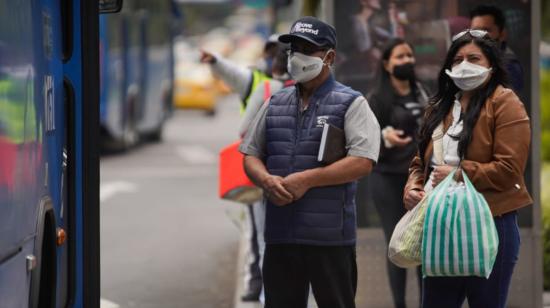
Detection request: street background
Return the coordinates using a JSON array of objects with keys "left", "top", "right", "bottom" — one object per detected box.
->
[
  {"left": 96, "top": 0, "right": 550, "bottom": 307},
  {"left": 100, "top": 96, "right": 242, "bottom": 308}
]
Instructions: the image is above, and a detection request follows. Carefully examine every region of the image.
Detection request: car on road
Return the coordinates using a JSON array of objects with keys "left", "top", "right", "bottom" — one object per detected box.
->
[{"left": 173, "top": 37, "right": 231, "bottom": 116}]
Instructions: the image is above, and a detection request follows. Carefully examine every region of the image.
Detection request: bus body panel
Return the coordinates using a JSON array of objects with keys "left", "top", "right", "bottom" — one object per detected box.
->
[
  {"left": 138, "top": 5, "right": 173, "bottom": 134},
  {"left": 0, "top": 0, "right": 46, "bottom": 303},
  {"left": 100, "top": 13, "right": 140, "bottom": 143},
  {"left": 0, "top": 242, "right": 34, "bottom": 308},
  {"left": 99, "top": 0, "right": 175, "bottom": 146},
  {"left": 1, "top": 0, "right": 100, "bottom": 306}
]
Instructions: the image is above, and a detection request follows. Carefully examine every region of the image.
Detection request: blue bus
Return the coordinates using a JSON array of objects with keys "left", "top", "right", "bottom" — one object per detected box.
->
[
  {"left": 0, "top": 0, "right": 116, "bottom": 306},
  {"left": 99, "top": 0, "right": 178, "bottom": 150}
]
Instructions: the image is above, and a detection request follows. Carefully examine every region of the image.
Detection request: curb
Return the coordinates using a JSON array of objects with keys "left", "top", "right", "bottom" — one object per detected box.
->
[{"left": 234, "top": 233, "right": 262, "bottom": 308}]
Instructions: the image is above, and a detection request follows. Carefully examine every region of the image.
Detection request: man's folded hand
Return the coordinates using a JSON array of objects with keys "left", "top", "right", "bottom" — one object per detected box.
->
[
  {"left": 283, "top": 172, "right": 311, "bottom": 201},
  {"left": 262, "top": 175, "right": 293, "bottom": 206}
]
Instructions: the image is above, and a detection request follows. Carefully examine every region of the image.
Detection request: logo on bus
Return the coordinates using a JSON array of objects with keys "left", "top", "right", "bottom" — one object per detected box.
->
[
  {"left": 44, "top": 75, "right": 55, "bottom": 132},
  {"left": 43, "top": 12, "right": 53, "bottom": 59}
]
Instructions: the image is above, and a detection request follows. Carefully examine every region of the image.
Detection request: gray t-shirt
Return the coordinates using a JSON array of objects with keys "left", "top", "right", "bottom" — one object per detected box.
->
[{"left": 239, "top": 96, "right": 381, "bottom": 163}]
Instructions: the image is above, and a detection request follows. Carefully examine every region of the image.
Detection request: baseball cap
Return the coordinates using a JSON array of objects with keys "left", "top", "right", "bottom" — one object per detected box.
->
[
  {"left": 264, "top": 33, "right": 282, "bottom": 50},
  {"left": 267, "top": 33, "right": 280, "bottom": 44},
  {"left": 279, "top": 16, "right": 337, "bottom": 48}
]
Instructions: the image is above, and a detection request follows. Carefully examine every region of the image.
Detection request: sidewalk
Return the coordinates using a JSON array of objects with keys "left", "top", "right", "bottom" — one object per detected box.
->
[
  {"left": 233, "top": 234, "right": 261, "bottom": 308},
  {"left": 233, "top": 229, "right": 549, "bottom": 308},
  {"left": 233, "top": 229, "right": 414, "bottom": 307}
]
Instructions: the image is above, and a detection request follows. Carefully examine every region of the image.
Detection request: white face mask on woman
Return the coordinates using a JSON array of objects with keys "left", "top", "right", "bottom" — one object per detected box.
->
[
  {"left": 287, "top": 49, "right": 333, "bottom": 83},
  {"left": 445, "top": 60, "right": 492, "bottom": 91}
]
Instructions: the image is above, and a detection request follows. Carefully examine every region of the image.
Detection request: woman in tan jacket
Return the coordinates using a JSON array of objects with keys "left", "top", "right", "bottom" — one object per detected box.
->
[{"left": 403, "top": 30, "right": 532, "bottom": 308}]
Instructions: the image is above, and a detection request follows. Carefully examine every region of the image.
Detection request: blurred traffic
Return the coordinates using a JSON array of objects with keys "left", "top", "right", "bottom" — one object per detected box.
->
[
  {"left": 173, "top": 38, "right": 231, "bottom": 115},
  {"left": 172, "top": 7, "right": 274, "bottom": 116}
]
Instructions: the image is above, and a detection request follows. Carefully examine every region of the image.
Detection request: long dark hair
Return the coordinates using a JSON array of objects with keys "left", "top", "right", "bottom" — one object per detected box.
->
[
  {"left": 417, "top": 33, "right": 509, "bottom": 161},
  {"left": 368, "top": 38, "right": 418, "bottom": 127}
]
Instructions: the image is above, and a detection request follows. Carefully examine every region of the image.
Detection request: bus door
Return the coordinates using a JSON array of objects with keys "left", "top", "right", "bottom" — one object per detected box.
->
[{"left": 37, "top": 0, "right": 71, "bottom": 306}]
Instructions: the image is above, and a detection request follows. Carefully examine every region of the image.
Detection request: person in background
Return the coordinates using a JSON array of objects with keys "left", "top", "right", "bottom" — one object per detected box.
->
[
  {"left": 351, "top": 0, "right": 388, "bottom": 58},
  {"left": 239, "top": 46, "right": 293, "bottom": 137},
  {"left": 403, "top": 30, "right": 532, "bottom": 308},
  {"left": 240, "top": 16, "right": 380, "bottom": 308},
  {"left": 200, "top": 35, "right": 285, "bottom": 302},
  {"left": 200, "top": 34, "right": 280, "bottom": 114},
  {"left": 340, "top": 0, "right": 394, "bottom": 82},
  {"left": 470, "top": 4, "right": 524, "bottom": 93},
  {"left": 367, "top": 38, "right": 428, "bottom": 308}
]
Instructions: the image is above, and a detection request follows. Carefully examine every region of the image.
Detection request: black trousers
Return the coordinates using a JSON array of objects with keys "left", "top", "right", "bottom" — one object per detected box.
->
[
  {"left": 369, "top": 171, "right": 422, "bottom": 308},
  {"left": 263, "top": 244, "right": 357, "bottom": 308}
]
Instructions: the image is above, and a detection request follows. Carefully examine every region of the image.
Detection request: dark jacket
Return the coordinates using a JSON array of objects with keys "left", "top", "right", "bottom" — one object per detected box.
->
[
  {"left": 264, "top": 75, "right": 360, "bottom": 245},
  {"left": 502, "top": 44, "right": 524, "bottom": 93},
  {"left": 368, "top": 83, "right": 429, "bottom": 174}
]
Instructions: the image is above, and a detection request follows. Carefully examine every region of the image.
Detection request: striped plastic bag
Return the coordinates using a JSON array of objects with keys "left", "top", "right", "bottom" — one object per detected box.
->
[
  {"left": 422, "top": 170, "right": 499, "bottom": 278},
  {"left": 388, "top": 195, "right": 429, "bottom": 268}
]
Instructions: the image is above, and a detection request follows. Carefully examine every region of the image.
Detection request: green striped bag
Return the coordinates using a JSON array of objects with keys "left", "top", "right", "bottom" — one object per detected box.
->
[{"left": 422, "top": 170, "right": 499, "bottom": 278}]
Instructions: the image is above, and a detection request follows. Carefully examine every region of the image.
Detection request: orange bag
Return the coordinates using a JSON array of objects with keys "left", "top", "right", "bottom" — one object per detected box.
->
[{"left": 219, "top": 140, "right": 262, "bottom": 204}]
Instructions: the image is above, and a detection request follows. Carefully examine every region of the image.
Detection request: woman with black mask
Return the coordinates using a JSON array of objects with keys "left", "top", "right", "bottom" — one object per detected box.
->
[{"left": 367, "top": 38, "right": 428, "bottom": 308}]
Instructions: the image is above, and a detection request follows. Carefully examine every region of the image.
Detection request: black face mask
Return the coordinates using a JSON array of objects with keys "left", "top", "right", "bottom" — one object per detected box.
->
[{"left": 392, "top": 62, "right": 415, "bottom": 81}]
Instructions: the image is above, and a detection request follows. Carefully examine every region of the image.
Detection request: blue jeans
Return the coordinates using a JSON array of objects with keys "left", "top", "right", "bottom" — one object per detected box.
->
[{"left": 422, "top": 211, "right": 520, "bottom": 308}]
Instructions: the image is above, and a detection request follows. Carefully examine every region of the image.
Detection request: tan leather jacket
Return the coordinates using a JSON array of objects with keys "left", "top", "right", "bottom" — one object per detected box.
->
[{"left": 404, "top": 86, "right": 533, "bottom": 216}]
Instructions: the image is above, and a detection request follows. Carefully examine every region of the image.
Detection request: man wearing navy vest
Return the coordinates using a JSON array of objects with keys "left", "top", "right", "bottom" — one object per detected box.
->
[{"left": 240, "top": 16, "right": 380, "bottom": 308}]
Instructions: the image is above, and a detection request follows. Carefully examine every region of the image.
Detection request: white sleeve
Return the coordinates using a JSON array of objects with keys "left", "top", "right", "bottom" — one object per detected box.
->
[
  {"left": 210, "top": 56, "right": 253, "bottom": 100},
  {"left": 239, "top": 83, "right": 268, "bottom": 137}
]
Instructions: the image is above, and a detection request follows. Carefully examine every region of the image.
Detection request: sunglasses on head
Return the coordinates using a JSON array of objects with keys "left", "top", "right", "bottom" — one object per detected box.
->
[{"left": 452, "top": 29, "right": 489, "bottom": 42}]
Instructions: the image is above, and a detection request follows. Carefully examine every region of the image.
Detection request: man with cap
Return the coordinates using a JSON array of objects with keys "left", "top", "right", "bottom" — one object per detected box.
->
[{"left": 239, "top": 16, "right": 380, "bottom": 307}]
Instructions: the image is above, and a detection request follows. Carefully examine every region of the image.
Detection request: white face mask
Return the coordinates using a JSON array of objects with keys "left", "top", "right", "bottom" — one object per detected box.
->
[
  {"left": 287, "top": 50, "right": 332, "bottom": 83},
  {"left": 272, "top": 72, "right": 291, "bottom": 81},
  {"left": 445, "top": 60, "right": 492, "bottom": 91},
  {"left": 255, "top": 58, "right": 268, "bottom": 73}
]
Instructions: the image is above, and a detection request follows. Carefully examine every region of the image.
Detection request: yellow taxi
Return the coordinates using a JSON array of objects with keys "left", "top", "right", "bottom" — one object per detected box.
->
[{"left": 173, "top": 39, "right": 230, "bottom": 115}]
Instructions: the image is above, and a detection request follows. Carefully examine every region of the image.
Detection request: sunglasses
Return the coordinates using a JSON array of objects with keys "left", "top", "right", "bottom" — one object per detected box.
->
[
  {"left": 452, "top": 29, "right": 489, "bottom": 42},
  {"left": 288, "top": 44, "right": 328, "bottom": 56}
]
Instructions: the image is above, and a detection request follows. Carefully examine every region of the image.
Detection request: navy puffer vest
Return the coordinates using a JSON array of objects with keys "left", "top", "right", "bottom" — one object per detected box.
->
[{"left": 265, "top": 75, "right": 361, "bottom": 246}]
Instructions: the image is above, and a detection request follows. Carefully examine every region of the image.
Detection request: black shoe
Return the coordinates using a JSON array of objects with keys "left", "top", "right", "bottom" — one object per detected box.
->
[{"left": 240, "top": 291, "right": 260, "bottom": 302}]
